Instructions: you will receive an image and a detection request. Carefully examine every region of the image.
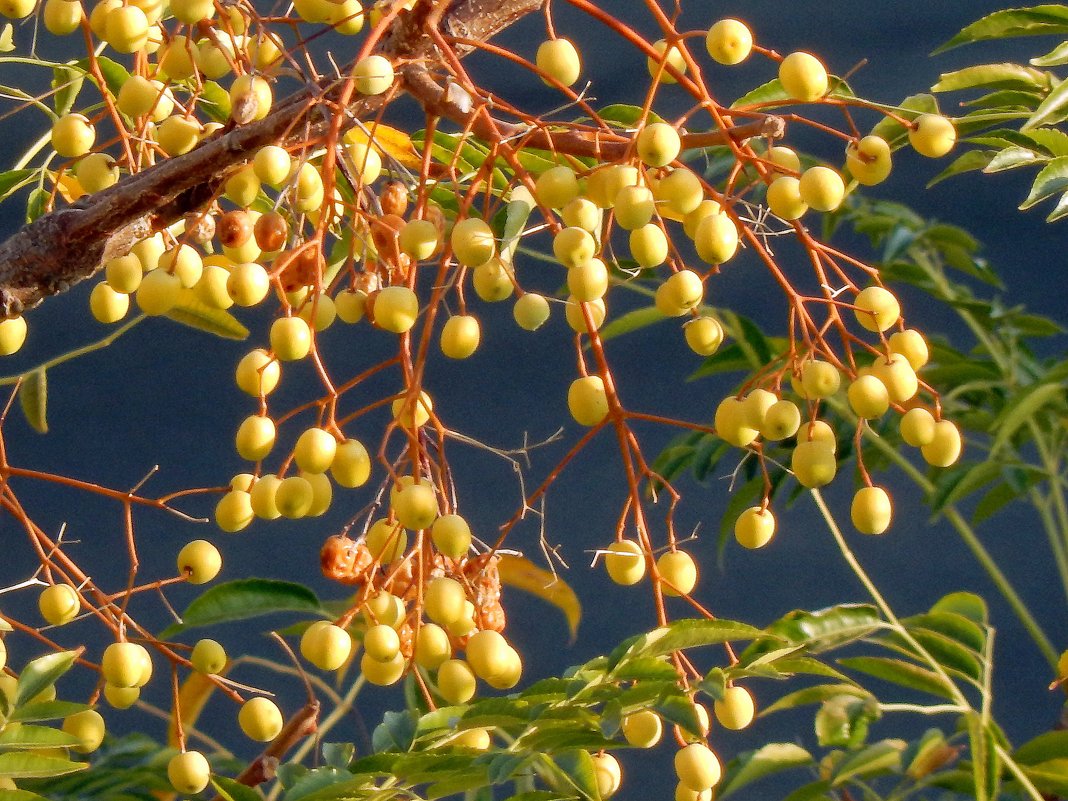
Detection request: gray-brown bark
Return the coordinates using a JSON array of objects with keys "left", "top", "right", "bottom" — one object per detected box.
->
[{"left": 0, "top": 0, "right": 543, "bottom": 318}]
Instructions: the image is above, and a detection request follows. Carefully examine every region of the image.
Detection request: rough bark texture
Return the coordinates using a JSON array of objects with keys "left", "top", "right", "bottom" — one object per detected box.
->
[{"left": 0, "top": 0, "right": 543, "bottom": 317}]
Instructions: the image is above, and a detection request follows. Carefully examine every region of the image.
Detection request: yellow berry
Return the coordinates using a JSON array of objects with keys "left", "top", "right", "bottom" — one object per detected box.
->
[
  {"left": 392, "top": 389, "right": 433, "bottom": 428},
  {"left": 921, "top": 420, "right": 963, "bottom": 467},
  {"left": 451, "top": 218, "right": 496, "bottom": 267},
  {"left": 900, "top": 407, "right": 937, "bottom": 447},
  {"left": 889, "top": 329, "right": 929, "bottom": 370},
  {"left": 706, "top": 18, "right": 752, "bottom": 65},
  {"left": 675, "top": 743, "right": 722, "bottom": 792},
  {"left": 415, "top": 623, "right": 452, "bottom": 670},
  {"left": 604, "top": 539, "right": 646, "bottom": 586},
  {"left": 636, "top": 123, "right": 681, "bottom": 168},
  {"left": 425, "top": 577, "right": 466, "bottom": 626},
  {"left": 535, "top": 165, "right": 580, "bottom": 209},
  {"left": 275, "top": 475, "right": 313, "bottom": 519},
  {"left": 798, "top": 166, "right": 845, "bottom": 212},
  {"left": 791, "top": 440, "right": 837, "bottom": 488},
  {"left": 853, "top": 286, "right": 900, "bottom": 333},
  {"left": 648, "top": 39, "right": 687, "bottom": 83},
  {"left": 440, "top": 315, "right": 481, "bottom": 359},
  {"left": 630, "top": 224, "right": 669, "bottom": 268},
  {"left": 766, "top": 176, "right": 807, "bottom": 220},
  {"left": 909, "top": 114, "right": 956, "bottom": 158},
  {"left": 362, "top": 652, "right": 406, "bottom": 686},
  {"left": 622, "top": 709, "right": 663, "bottom": 747},
  {"left": 177, "top": 540, "right": 222, "bottom": 584},
  {"left": 800, "top": 360, "right": 841, "bottom": 399},
  {"left": 568, "top": 375, "right": 609, "bottom": 426},
  {"left": 249, "top": 475, "right": 282, "bottom": 520},
  {"left": 399, "top": 219, "right": 440, "bottom": 261},
  {"left": 39, "top": 584, "right": 80, "bottom": 626},
  {"left": 191, "top": 639, "right": 227, "bottom": 674},
  {"left": 846, "top": 135, "right": 892, "bottom": 186},
  {"left": 235, "top": 349, "right": 280, "bottom": 397},
  {"left": 778, "top": 51, "right": 828, "bottom": 102},
  {"left": 239, "top": 697, "right": 283, "bottom": 742},
  {"left": 761, "top": 399, "right": 801, "bottom": 440},
  {"left": 851, "top": 486, "right": 893, "bottom": 535},
  {"left": 135, "top": 269, "right": 181, "bottom": 315},
  {"left": 684, "top": 317, "right": 724, "bottom": 356},
  {"left": 270, "top": 316, "right": 313, "bottom": 361},
  {"left": 715, "top": 396, "right": 758, "bottom": 448},
  {"left": 431, "top": 514, "right": 472, "bottom": 559},
  {"left": 392, "top": 481, "right": 438, "bottom": 530},
  {"left": 437, "top": 659, "right": 476, "bottom": 703},
  {"left": 658, "top": 550, "right": 697, "bottom": 597},
  {"left": 734, "top": 507, "right": 775, "bottom": 549},
  {"left": 536, "top": 38, "right": 581, "bottom": 86},
  {"left": 715, "top": 686, "right": 756, "bottom": 730},
  {"left": 236, "top": 414, "right": 276, "bottom": 461},
  {"left": 592, "top": 753, "right": 622, "bottom": 798},
  {"left": 373, "top": 286, "right": 420, "bottom": 334},
  {"left": 848, "top": 375, "right": 890, "bottom": 419},
  {"left": 168, "top": 751, "right": 211, "bottom": 795},
  {"left": 364, "top": 623, "right": 401, "bottom": 663},
  {"left": 331, "top": 438, "right": 371, "bottom": 488},
  {"left": 693, "top": 213, "right": 739, "bottom": 264},
  {"left": 101, "top": 642, "right": 151, "bottom": 689},
  {"left": 870, "top": 354, "right": 918, "bottom": 403},
  {"left": 354, "top": 55, "right": 394, "bottom": 95},
  {"left": 51, "top": 113, "right": 95, "bottom": 158},
  {"left": 90, "top": 283, "right": 129, "bottom": 323},
  {"left": 62, "top": 709, "right": 105, "bottom": 753}
]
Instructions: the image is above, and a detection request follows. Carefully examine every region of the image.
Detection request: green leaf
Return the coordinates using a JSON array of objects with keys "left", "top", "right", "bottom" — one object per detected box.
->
[
  {"left": 718, "top": 743, "right": 813, "bottom": 799},
  {"left": 932, "top": 64, "right": 1049, "bottom": 93},
  {"left": 372, "top": 710, "right": 417, "bottom": 753},
  {"left": 1015, "top": 731, "right": 1068, "bottom": 765},
  {"left": 0, "top": 169, "right": 35, "bottom": 204},
  {"left": 1026, "top": 79, "right": 1068, "bottom": 129},
  {"left": 554, "top": 750, "right": 600, "bottom": 801},
  {"left": 654, "top": 694, "right": 705, "bottom": 738},
  {"left": 763, "top": 683, "right": 870, "bottom": 715},
  {"left": 1025, "top": 126, "right": 1068, "bottom": 155},
  {"left": 967, "top": 711, "right": 1000, "bottom": 801},
  {"left": 8, "top": 701, "right": 90, "bottom": 723},
  {"left": 755, "top": 604, "right": 881, "bottom": 654},
  {"left": 15, "top": 651, "right": 78, "bottom": 708},
  {"left": 614, "top": 619, "right": 767, "bottom": 666},
  {"left": 928, "top": 150, "right": 997, "bottom": 185},
  {"left": 26, "top": 186, "right": 48, "bottom": 224},
  {"left": 160, "top": 579, "right": 324, "bottom": 637},
  {"left": 983, "top": 146, "right": 1042, "bottom": 173},
  {"left": 931, "top": 592, "right": 989, "bottom": 626},
  {"left": 597, "top": 306, "right": 665, "bottom": 343},
  {"left": 51, "top": 65, "right": 83, "bottom": 117},
  {"left": 1020, "top": 155, "right": 1068, "bottom": 208},
  {"left": 499, "top": 186, "right": 534, "bottom": 263},
  {"left": 597, "top": 104, "right": 664, "bottom": 127},
  {"left": 18, "top": 369, "right": 47, "bottom": 434},
  {"left": 973, "top": 480, "right": 1020, "bottom": 524},
  {"left": 929, "top": 460, "right": 1003, "bottom": 514},
  {"left": 990, "top": 382, "right": 1065, "bottom": 452},
  {"left": 938, "top": 7, "right": 1068, "bottom": 52},
  {"left": 815, "top": 694, "right": 879, "bottom": 749},
  {"left": 731, "top": 77, "right": 854, "bottom": 109},
  {"left": 77, "top": 55, "right": 130, "bottom": 98},
  {"left": 831, "top": 740, "right": 904, "bottom": 786},
  {"left": 1019, "top": 759, "right": 1068, "bottom": 796},
  {"left": 165, "top": 291, "right": 249, "bottom": 340},
  {"left": 905, "top": 611, "right": 986, "bottom": 653},
  {"left": 1032, "top": 40, "right": 1068, "bottom": 66},
  {"left": 838, "top": 656, "right": 956, "bottom": 699},
  {"left": 0, "top": 751, "right": 87, "bottom": 778},
  {"left": 0, "top": 724, "right": 79, "bottom": 750},
  {"left": 199, "top": 81, "right": 232, "bottom": 123}
]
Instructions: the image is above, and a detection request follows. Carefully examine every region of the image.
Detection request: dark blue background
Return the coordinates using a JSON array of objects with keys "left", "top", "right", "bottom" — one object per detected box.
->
[{"left": 0, "top": 2, "right": 1065, "bottom": 799}]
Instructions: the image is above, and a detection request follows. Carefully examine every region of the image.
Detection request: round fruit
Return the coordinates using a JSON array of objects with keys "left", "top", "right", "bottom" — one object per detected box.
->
[
  {"left": 191, "top": 639, "right": 227, "bottom": 674},
  {"left": 637, "top": 122, "right": 681, "bottom": 168},
  {"left": 451, "top": 218, "right": 496, "bottom": 267},
  {"left": 249, "top": 475, "right": 282, "bottom": 520},
  {"left": 354, "top": 54, "right": 394, "bottom": 95},
  {"left": 851, "top": 486, "right": 893, "bottom": 535},
  {"left": 239, "top": 697, "right": 283, "bottom": 742},
  {"left": 798, "top": 166, "right": 845, "bottom": 212},
  {"left": 225, "top": 262, "right": 269, "bottom": 307},
  {"left": 472, "top": 258, "right": 515, "bottom": 301},
  {"left": 658, "top": 550, "right": 697, "bottom": 597},
  {"left": 455, "top": 727, "right": 491, "bottom": 749},
  {"left": 900, "top": 407, "right": 937, "bottom": 447},
  {"left": 694, "top": 213, "right": 739, "bottom": 264},
  {"left": 63, "top": 709, "right": 105, "bottom": 753},
  {"left": 105, "top": 254, "right": 142, "bottom": 294},
  {"left": 177, "top": 540, "right": 222, "bottom": 584},
  {"left": 365, "top": 518, "right": 407, "bottom": 563},
  {"left": 104, "top": 684, "right": 139, "bottom": 709},
  {"left": 331, "top": 438, "right": 371, "bottom": 488},
  {"left": 853, "top": 286, "right": 900, "bottom": 332},
  {"left": 800, "top": 360, "right": 841, "bottom": 399},
  {"left": 363, "top": 591, "right": 405, "bottom": 628},
  {"left": 441, "top": 315, "right": 481, "bottom": 359},
  {"left": 553, "top": 227, "right": 596, "bottom": 269},
  {"left": 761, "top": 399, "right": 801, "bottom": 440},
  {"left": 798, "top": 420, "right": 837, "bottom": 451},
  {"left": 568, "top": 375, "right": 609, "bottom": 426},
  {"left": 715, "top": 396, "right": 758, "bottom": 448},
  {"left": 275, "top": 475, "right": 313, "bottom": 519},
  {"left": 766, "top": 176, "right": 807, "bottom": 220},
  {"left": 734, "top": 507, "right": 775, "bottom": 549},
  {"left": 168, "top": 750, "right": 211, "bottom": 795},
  {"left": 613, "top": 186, "right": 655, "bottom": 230},
  {"left": 415, "top": 623, "right": 452, "bottom": 670},
  {"left": 656, "top": 168, "right": 704, "bottom": 215},
  {"left": 364, "top": 624, "right": 401, "bottom": 662},
  {"left": 236, "top": 414, "right": 276, "bottom": 461},
  {"left": 229, "top": 74, "right": 272, "bottom": 122},
  {"left": 683, "top": 200, "right": 722, "bottom": 238},
  {"left": 568, "top": 258, "right": 609, "bottom": 302},
  {"left": 565, "top": 296, "right": 606, "bottom": 333},
  {"left": 438, "top": 659, "right": 476, "bottom": 703},
  {"left": 656, "top": 269, "right": 704, "bottom": 317},
  {"left": 431, "top": 514, "right": 472, "bottom": 559},
  {"left": 889, "top": 329, "right": 930, "bottom": 370},
  {"left": 675, "top": 743, "right": 722, "bottom": 792},
  {"left": 302, "top": 471, "right": 333, "bottom": 517},
  {"left": 714, "top": 686, "right": 756, "bottom": 730},
  {"left": 294, "top": 427, "right": 337, "bottom": 474},
  {"left": 706, "top": 18, "right": 752, "bottom": 65},
  {"left": 373, "top": 286, "right": 419, "bottom": 334},
  {"left": 157, "top": 115, "right": 202, "bottom": 156},
  {"left": 684, "top": 317, "right": 724, "bottom": 356},
  {"left": 909, "top": 114, "right": 956, "bottom": 158},
  {"left": 117, "top": 76, "right": 172, "bottom": 119},
  {"left": 39, "top": 583, "right": 80, "bottom": 626},
  {"left": 648, "top": 39, "right": 687, "bottom": 83},
  {"left": 604, "top": 539, "right": 646, "bottom": 586},
  {"left": 846, "top": 135, "right": 892, "bottom": 186},
  {"left": 101, "top": 642, "right": 151, "bottom": 689},
  {"left": 848, "top": 375, "right": 890, "bottom": 419},
  {"left": 76, "top": 152, "right": 119, "bottom": 193},
  {"left": 562, "top": 197, "right": 601, "bottom": 230},
  {"left": 235, "top": 349, "right": 280, "bottom": 397},
  {"left": 466, "top": 629, "right": 511, "bottom": 681},
  {"left": 778, "top": 51, "right": 828, "bottom": 101},
  {"left": 135, "top": 269, "right": 181, "bottom": 315},
  {"left": 536, "top": 38, "right": 581, "bottom": 86},
  {"left": 425, "top": 577, "right": 467, "bottom": 626},
  {"left": 630, "top": 224, "right": 669, "bottom": 268},
  {"left": 335, "top": 289, "right": 368, "bottom": 323},
  {"left": 170, "top": 0, "right": 213, "bottom": 23},
  {"left": 1, "top": 0, "right": 36, "bottom": 18},
  {"left": 51, "top": 113, "right": 95, "bottom": 158},
  {"left": 90, "top": 283, "right": 130, "bottom": 323},
  {"left": 362, "top": 652, "right": 406, "bottom": 686},
  {"left": 675, "top": 785, "right": 713, "bottom": 801},
  {"left": 535, "top": 165, "right": 580, "bottom": 209},
  {"left": 270, "top": 316, "right": 313, "bottom": 361},
  {"left": 393, "top": 481, "right": 438, "bottom": 530},
  {"left": 791, "top": 440, "right": 837, "bottom": 488},
  {"left": 484, "top": 646, "right": 522, "bottom": 690},
  {"left": 622, "top": 709, "right": 663, "bottom": 748},
  {"left": 592, "top": 753, "right": 622, "bottom": 798},
  {"left": 870, "top": 354, "right": 918, "bottom": 403},
  {"left": 392, "top": 389, "right": 433, "bottom": 428},
  {"left": 399, "top": 219, "right": 440, "bottom": 260},
  {"left": 513, "top": 293, "right": 550, "bottom": 330},
  {"left": 921, "top": 420, "right": 963, "bottom": 467}
]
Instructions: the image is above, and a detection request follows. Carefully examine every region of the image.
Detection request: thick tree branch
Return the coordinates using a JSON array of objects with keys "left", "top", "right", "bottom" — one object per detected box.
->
[{"left": 0, "top": 0, "right": 543, "bottom": 317}]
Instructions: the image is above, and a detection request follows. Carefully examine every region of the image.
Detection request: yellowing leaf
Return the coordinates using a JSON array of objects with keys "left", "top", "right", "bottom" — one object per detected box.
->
[
  {"left": 346, "top": 123, "right": 421, "bottom": 168},
  {"left": 497, "top": 554, "right": 581, "bottom": 641},
  {"left": 165, "top": 290, "right": 250, "bottom": 340},
  {"left": 168, "top": 669, "right": 225, "bottom": 748},
  {"left": 0, "top": 24, "right": 14, "bottom": 53},
  {"left": 18, "top": 369, "right": 47, "bottom": 434},
  {"left": 48, "top": 170, "right": 84, "bottom": 203}
]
